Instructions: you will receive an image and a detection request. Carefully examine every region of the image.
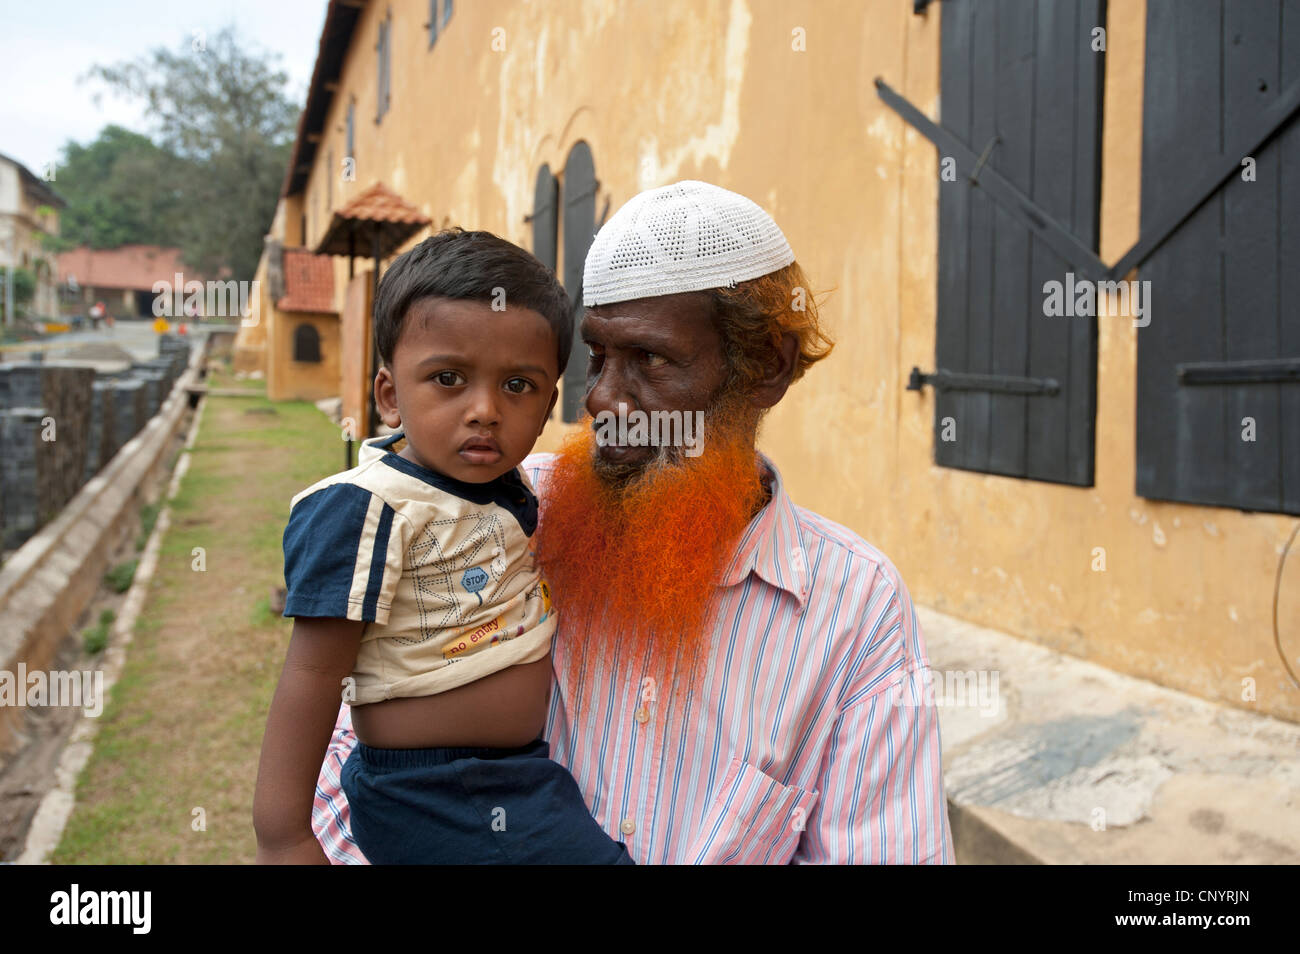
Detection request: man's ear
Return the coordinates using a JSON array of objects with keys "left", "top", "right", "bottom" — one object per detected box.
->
[
  {"left": 374, "top": 365, "right": 402, "bottom": 428},
  {"left": 749, "top": 332, "right": 800, "bottom": 410},
  {"left": 540, "top": 386, "right": 559, "bottom": 435}
]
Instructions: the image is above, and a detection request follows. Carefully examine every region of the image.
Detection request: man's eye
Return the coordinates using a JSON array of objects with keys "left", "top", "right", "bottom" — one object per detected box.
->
[
  {"left": 643, "top": 351, "right": 668, "bottom": 369},
  {"left": 434, "top": 371, "right": 464, "bottom": 386},
  {"left": 504, "top": 377, "right": 534, "bottom": 394}
]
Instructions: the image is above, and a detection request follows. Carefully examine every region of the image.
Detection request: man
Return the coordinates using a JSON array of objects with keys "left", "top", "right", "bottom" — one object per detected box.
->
[{"left": 312, "top": 180, "right": 954, "bottom": 864}]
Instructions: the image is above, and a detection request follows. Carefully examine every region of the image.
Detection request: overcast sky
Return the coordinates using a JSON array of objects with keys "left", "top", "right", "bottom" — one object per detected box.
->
[{"left": 0, "top": 0, "right": 327, "bottom": 174}]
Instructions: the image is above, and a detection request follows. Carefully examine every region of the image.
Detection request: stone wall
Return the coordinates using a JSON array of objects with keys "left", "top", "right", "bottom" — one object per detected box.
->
[{"left": 0, "top": 335, "right": 192, "bottom": 552}]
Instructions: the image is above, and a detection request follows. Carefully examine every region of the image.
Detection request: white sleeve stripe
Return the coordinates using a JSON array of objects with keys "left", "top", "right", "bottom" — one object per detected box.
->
[{"left": 347, "top": 494, "right": 387, "bottom": 614}]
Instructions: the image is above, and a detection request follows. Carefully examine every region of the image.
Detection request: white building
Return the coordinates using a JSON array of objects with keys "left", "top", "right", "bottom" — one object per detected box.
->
[{"left": 0, "top": 151, "right": 65, "bottom": 322}]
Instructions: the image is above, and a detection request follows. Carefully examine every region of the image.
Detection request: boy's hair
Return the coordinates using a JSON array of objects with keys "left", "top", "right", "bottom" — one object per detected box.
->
[{"left": 373, "top": 227, "right": 573, "bottom": 374}]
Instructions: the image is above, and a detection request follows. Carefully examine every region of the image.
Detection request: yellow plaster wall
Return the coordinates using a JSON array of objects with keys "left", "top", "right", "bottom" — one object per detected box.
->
[
  {"left": 280, "top": 0, "right": 1299, "bottom": 721},
  {"left": 266, "top": 310, "right": 341, "bottom": 402}
]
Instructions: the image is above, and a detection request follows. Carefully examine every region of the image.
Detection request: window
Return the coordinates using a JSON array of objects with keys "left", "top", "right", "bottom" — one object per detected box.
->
[
  {"left": 376, "top": 12, "right": 392, "bottom": 123},
  {"left": 561, "top": 141, "right": 597, "bottom": 422},
  {"left": 293, "top": 324, "right": 322, "bottom": 363},
  {"left": 927, "top": 0, "right": 1106, "bottom": 486},
  {"left": 530, "top": 164, "right": 559, "bottom": 273},
  {"left": 428, "top": 0, "right": 452, "bottom": 46},
  {"left": 1134, "top": 0, "right": 1300, "bottom": 514},
  {"left": 346, "top": 98, "right": 356, "bottom": 164}
]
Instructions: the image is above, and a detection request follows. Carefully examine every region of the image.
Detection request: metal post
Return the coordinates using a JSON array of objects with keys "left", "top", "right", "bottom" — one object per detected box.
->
[
  {"left": 369, "top": 230, "right": 381, "bottom": 439},
  {"left": 4, "top": 231, "right": 14, "bottom": 327}
]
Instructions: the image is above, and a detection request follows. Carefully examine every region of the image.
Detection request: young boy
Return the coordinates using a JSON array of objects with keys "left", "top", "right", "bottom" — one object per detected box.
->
[{"left": 252, "top": 228, "right": 634, "bottom": 865}]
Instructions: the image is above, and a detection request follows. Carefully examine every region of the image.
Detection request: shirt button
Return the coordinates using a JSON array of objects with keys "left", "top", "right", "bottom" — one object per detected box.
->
[
  {"left": 635, "top": 706, "right": 649, "bottom": 723},
  {"left": 620, "top": 818, "right": 636, "bottom": 835}
]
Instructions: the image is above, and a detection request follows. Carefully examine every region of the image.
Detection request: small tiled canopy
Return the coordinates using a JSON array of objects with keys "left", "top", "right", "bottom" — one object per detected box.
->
[{"left": 314, "top": 182, "right": 431, "bottom": 259}]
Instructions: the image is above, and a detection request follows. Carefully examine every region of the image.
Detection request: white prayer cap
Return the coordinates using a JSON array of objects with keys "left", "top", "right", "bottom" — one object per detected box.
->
[{"left": 582, "top": 180, "right": 795, "bottom": 307}]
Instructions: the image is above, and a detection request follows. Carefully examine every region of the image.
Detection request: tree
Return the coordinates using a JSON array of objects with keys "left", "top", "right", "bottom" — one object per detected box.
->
[
  {"left": 0, "top": 267, "right": 37, "bottom": 322},
  {"left": 53, "top": 125, "right": 184, "bottom": 250},
  {"left": 85, "top": 26, "right": 299, "bottom": 282}
]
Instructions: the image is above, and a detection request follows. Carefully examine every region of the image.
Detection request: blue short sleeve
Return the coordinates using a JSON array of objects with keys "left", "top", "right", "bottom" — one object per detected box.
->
[{"left": 282, "top": 482, "right": 399, "bottom": 623}]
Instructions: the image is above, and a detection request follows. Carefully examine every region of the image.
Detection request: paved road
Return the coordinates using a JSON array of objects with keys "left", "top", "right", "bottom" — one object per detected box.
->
[{"left": 2, "top": 321, "right": 238, "bottom": 365}]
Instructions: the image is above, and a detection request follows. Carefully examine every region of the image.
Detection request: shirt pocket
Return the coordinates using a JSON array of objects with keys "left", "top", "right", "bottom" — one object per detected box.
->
[{"left": 686, "top": 756, "right": 819, "bottom": 865}]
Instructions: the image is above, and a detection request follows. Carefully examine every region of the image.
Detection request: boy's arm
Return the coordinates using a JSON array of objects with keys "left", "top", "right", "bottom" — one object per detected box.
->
[{"left": 253, "top": 616, "right": 364, "bottom": 864}]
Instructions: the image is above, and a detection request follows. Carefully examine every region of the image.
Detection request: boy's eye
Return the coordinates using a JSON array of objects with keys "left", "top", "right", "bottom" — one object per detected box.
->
[
  {"left": 504, "top": 377, "right": 534, "bottom": 394},
  {"left": 434, "top": 370, "right": 465, "bottom": 386}
]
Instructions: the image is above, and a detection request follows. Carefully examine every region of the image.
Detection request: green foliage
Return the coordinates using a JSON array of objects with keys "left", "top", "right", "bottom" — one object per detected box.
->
[
  {"left": 83, "top": 26, "right": 298, "bottom": 282},
  {"left": 83, "top": 609, "right": 116, "bottom": 654},
  {"left": 55, "top": 125, "right": 184, "bottom": 250},
  {"left": 105, "top": 559, "right": 139, "bottom": 594},
  {"left": 137, "top": 501, "right": 161, "bottom": 551},
  {"left": 0, "top": 267, "right": 37, "bottom": 322}
]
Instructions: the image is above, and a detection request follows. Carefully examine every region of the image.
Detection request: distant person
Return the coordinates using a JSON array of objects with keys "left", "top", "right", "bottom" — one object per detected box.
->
[
  {"left": 253, "top": 228, "right": 631, "bottom": 864},
  {"left": 89, "top": 301, "right": 105, "bottom": 330}
]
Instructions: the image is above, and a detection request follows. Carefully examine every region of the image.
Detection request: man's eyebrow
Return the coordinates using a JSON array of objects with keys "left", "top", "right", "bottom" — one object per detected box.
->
[{"left": 581, "top": 318, "right": 683, "bottom": 352}]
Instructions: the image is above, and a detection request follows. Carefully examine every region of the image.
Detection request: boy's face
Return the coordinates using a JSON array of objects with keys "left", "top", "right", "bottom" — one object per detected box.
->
[{"left": 374, "top": 297, "right": 560, "bottom": 483}]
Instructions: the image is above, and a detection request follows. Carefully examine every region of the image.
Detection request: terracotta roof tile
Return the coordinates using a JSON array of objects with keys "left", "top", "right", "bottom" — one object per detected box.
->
[
  {"left": 56, "top": 245, "right": 195, "bottom": 292},
  {"left": 278, "top": 247, "right": 336, "bottom": 313},
  {"left": 335, "top": 182, "right": 431, "bottom": 225}
]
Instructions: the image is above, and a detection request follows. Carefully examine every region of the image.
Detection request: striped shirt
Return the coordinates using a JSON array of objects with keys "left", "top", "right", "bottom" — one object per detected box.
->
[{"left": 313, "top": 451, "right": 954, "bottom": 864}]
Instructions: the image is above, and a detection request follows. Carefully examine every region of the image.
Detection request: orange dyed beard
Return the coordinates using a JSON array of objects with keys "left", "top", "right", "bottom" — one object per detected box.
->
[{"left": 534, "top": 394, "right": 767, "bottom": 718}]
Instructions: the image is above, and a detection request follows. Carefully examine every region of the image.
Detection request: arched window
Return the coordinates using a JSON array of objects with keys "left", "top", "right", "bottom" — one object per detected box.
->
[
  {"left": 561, "top": 141, "right": 597, "bottom": 422},
  {"left": 293, "top": 323, "right": 322, "bottom": 363}
]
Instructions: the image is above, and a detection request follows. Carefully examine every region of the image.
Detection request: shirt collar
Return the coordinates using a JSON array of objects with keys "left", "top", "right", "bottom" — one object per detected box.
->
[
  {"left": 358, "top": 432, "right": 403, "bottom": 463},
  {"left": 719, "top": 452, "right": 809, "bottom": 608}
]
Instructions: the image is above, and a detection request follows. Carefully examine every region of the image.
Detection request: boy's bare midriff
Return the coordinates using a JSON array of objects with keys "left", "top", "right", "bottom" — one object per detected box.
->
[{"left": 350, "top": 654, "right": 553, "bottom": 749}]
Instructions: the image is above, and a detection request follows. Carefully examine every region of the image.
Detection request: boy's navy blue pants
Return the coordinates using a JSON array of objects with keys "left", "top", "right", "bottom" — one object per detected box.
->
[{"left": 341, "top": 737, "right": 636, "bottom": 864}]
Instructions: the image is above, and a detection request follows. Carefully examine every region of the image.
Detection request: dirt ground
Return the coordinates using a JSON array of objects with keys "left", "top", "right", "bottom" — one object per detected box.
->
[{"left": 44, "top": 387, "right": 342, "bottom": 863}]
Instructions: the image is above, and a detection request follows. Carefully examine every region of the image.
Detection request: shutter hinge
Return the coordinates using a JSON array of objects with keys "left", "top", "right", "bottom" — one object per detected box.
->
[
  {"left": 907, "top": 366, "right": 1061, "bottom": 396},
  {"left": 1178, "top": 358, "right": 1300, "bottom": 385}
]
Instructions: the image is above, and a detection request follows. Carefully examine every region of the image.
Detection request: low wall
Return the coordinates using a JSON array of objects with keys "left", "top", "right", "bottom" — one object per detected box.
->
[{"left": 0, "top": 345, "right": 203, "bottom": 754}]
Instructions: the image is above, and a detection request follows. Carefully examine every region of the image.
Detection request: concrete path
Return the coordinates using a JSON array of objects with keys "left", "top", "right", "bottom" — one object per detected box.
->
[{"left": 921, "top": 606, "right": 1300, "bottom": 863}]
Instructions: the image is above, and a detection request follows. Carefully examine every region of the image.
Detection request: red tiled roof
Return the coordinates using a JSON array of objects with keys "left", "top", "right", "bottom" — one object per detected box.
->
[
  {"left": 335, "top": 182, "right": 430, "bottom": 226},
  {"left": 315, "top": 182, "right": 432, "bottom": 258},
  {"left": 56, "top": 245, "right": 194, "bottom": 292},
  {"left": 278, "top": 247, "right": 336, "bottom": 313}
]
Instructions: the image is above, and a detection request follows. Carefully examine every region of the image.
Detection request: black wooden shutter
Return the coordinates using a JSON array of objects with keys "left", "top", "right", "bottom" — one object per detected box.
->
[
  {"left": 561, "top": 141, "right": 597, "bottom": 422},
  {"left": 935, "top": 0, "right": 1105, "bottom": 485},
  {"left": 531, "top": 164, "right": 559, "bottom": 273},
  {"left": 1136, "top": 0, "right": 1300, "bottom": 515}
]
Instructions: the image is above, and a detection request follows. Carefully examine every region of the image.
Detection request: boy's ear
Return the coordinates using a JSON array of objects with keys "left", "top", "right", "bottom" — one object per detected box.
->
[
  {"left": 374, "top": 365, "right": 402, "bottom": 428},
  {"left": 540, "top": 386, "right": 559, "bottom": 435}
]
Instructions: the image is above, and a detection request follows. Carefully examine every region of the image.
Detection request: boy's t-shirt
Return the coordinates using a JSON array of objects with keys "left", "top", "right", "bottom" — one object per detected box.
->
[{"left": 281, "top": 432, "right": 556, "bottom": 705}]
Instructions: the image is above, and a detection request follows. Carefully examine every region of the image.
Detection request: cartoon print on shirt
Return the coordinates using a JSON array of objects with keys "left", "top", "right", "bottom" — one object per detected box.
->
[{"left": 401, "top": 510, "right": 536, "bottom": 646}]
